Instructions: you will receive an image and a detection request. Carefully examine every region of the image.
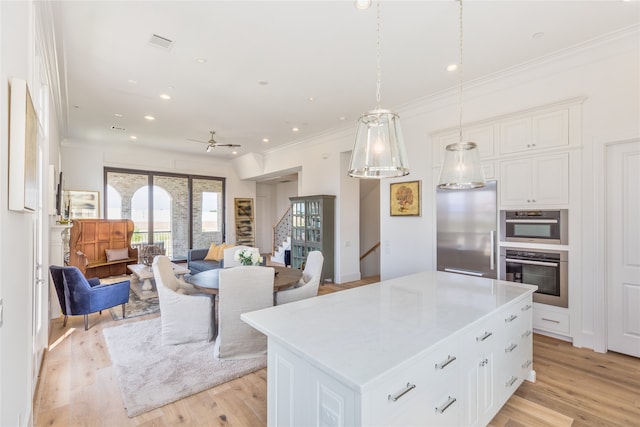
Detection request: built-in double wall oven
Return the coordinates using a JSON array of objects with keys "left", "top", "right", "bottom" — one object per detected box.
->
[
  {"left": 500, "top": 248, "right": 568, "bottom": 308},
  {"left": 499, "top": 209, "right": 569, "bottom": 308}
]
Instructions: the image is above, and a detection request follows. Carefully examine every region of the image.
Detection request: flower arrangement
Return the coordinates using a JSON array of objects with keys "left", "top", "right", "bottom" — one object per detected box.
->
[{"left": 235, "top": 247, "right": 263, "bottom": 266}]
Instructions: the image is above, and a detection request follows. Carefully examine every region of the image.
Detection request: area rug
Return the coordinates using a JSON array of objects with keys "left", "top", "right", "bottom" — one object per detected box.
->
[
  {"left": 109, "top": 289, "right": 159, "bottom": 320},
  {"left": 103, "top": 317, "right": 267, "bottom": 417}
]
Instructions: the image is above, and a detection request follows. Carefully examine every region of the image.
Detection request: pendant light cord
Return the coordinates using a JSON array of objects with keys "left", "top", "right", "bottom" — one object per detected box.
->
[
  {"left": 458, "top": 0, "right": 464, "bottom": 144},
  {"left": 375, "top": 1, "right": 382, "bottom": 110}
]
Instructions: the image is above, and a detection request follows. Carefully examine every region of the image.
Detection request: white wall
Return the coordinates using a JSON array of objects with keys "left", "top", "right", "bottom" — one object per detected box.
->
[{"left": 1, "top": 1, "right": 39, "bottom": 425}]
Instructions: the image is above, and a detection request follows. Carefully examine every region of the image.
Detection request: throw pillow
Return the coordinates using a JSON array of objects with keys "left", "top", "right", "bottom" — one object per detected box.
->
[
  {"left": 105, "top": 247, "right": 130, "bottom": 262},
  {"left": 204, "top": 243, "right": 220, "bottom": 261}
]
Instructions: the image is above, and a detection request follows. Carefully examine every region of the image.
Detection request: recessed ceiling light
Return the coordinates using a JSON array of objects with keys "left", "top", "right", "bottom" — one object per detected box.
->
[
  {"left": 114, "top": 113, "right": 123, "bottom": 118},
  {"left": 308, "top": 97, "right": 315, "bottom": 102},
  {"left": 447, "top": 64, "right": 458, "bottom": 72},
  {"left": 127, "top": 79, "right": 137, "bottom": 84},
  {"left": 355, "top": 0, "right": 372, "bottom": 10},
  {"left": 130, "top": 135, "right": 138, "bottom": 140},
  {"left": 144, "top": 115, "right": 155, "bottom": 121},
  {"left": 159, "top": 93, "right": 171, "bottom": 100},
  {"left": 195, "top": 57, "right": 207, "bottom": 64},
  {"left": 339, "top": 116, "right": 347, "bottom": 121},
  {"left": 232, "top": 151, "right": 238, "bottom": 155},
  {"left": 533, "top": 32, "right": 545, "bottom": 39},
  {"left": 292, "top": 127, "right": 299, "bottom": 132},
  {"left": 262, "top": 138, "right": 270, "bottom": 143}
]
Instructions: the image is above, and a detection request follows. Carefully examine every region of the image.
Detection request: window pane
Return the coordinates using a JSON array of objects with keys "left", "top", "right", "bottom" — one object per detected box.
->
[
  {"left": 193, "top": 178, "right": 224, "bottom": 248},
  {"left": 153, "top": 175, "right": 189, "bottom": 260}
]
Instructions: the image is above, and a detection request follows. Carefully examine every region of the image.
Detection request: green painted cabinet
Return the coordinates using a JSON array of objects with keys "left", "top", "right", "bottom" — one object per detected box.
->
[{"left": 290, "top": 195, "right": 335, "bottom": 283}]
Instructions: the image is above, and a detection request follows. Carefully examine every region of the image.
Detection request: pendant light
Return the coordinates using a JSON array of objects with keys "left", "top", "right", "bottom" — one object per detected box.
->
[
  {"left": 348, "top": 1, "right": 409, "bottom": 179},
  {"left": 438, "top": 0, "right": 485, "bottom": 190}
]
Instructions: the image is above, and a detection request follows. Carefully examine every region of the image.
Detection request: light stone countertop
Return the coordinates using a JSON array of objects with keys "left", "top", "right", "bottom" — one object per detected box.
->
[{"left": 242, "top": 270, "right": 537, "bottom": 393}]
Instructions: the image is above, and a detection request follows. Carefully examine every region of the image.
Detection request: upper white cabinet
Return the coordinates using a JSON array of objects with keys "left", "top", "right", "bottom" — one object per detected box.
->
[
  {"left": 499, "top": 109, "right": 569, "bottom": 154},
  {"left": 500, "top": 153, "right": 569, "bottom": 207},
  {"left": 433, "top": 124, "right": 495, "bottom": 166}
]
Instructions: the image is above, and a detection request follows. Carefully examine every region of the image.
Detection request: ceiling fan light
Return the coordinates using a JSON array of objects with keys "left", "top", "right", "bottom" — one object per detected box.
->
[
  {"left": 437, "top": 142, "right": 485, "bottom": 189},
  {"left": 348, "top": 109, "right": 409, "bottom": 179},
  {"left": 206, "top": 145, "right": 212, "bottom": 153}
]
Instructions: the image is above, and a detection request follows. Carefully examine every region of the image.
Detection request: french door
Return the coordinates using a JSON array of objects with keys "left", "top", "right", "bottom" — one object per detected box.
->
[{"left": 105, "top": 169, "right": 225, "bottom": 260}]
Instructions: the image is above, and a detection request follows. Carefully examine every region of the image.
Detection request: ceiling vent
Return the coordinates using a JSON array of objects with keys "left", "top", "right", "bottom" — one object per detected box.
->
[
  {"left": 148, "top": 34, "right": 174, "bottom": 50},
  {"left": 110, "top": 125, "right": 126, "bottom": 131}
]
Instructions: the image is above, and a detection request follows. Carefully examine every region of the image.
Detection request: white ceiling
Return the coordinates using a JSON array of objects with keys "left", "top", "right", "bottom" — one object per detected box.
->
[{"left": 54, "top": 0, "right": 639, "bottom": 159}]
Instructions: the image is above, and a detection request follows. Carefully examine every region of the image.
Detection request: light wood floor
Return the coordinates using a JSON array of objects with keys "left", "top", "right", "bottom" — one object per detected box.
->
[{"left": 33, "top": 275, "right": 640, "bottom": 426}]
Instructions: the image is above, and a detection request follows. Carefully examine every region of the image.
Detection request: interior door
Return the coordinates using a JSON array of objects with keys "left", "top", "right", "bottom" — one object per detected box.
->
[{"left": 607, "top": 140, "right": 640, "bottom": 357}]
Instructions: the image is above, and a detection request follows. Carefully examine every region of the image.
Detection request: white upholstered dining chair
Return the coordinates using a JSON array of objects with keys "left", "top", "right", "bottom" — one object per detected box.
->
[
  {"left": 152, "top": 256, "right": 214, "bottom": 345},
  {"left": 275, "top": 251, "right": 324, "bottom": 305},
  {"left": 222, "top": 245, "right": 252, "bottom": 268},
  {"left": 214, "top": 265, "right": 274, "bottom": 359}
]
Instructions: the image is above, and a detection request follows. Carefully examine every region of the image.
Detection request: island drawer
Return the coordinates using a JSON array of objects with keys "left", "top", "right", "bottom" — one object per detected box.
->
[{"left": 368, "top": 338, "right": 461, "bottom": 426}]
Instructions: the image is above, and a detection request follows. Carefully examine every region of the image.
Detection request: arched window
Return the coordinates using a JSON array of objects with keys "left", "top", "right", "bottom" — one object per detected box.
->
[{"left": 105, "top": 168, "right": 225, "bottom": 260}]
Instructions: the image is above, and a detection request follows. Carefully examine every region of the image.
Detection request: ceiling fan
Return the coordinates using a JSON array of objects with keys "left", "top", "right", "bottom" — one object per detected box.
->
[{"left": 188, "top": 130, "right": 241, "bottom": 152}]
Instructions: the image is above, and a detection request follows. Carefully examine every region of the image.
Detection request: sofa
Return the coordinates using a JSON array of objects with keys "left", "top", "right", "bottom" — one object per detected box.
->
[
  {"left": 187, "top": 248, "right": 223, "bottom": 275},
  {"left": 187, "top": 244, "right": 265, "bottom": 275}
]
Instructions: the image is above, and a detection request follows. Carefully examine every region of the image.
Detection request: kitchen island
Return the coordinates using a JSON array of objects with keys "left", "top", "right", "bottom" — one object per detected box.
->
[{"left": 242, "top": 270, "right": 537, "bottom": 427}]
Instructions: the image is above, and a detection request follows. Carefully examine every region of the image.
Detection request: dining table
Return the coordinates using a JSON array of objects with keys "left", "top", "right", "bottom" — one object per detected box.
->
[{"left": 186, "top": 265, "right": 303, "bottom": 295}]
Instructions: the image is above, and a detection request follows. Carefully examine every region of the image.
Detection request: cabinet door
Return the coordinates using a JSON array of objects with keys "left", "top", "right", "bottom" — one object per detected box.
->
[
  {"left": 532, "top": 109, "right": 569, "bottom": 150},
  {"left": 499, "top": 158, "right": 533, "bottom": 206},
  {"left": 499, "top": 117, "right": 531, "bottom": 154},
  {"left": 461, "top": 316, "right": 500, "bottom": 427},
  {"left": 499, "top": 109, "right": 568, "bottom": 154},
  {"left": 532, "top": 153, "right": 569, "bottom": 205},
  {"left": 500, "top": 153, "right": 569, "bottom": 207},
  {"left": 434, "top": 124, "right": 495, "bottom": 166}
]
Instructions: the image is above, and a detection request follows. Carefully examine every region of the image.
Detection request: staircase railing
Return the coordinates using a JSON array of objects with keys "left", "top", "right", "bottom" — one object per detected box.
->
[
  {"left": 272, "top": 207, "right": 291, "bottom": 254},
  {"left": 360, "top": 242, "right": 380, "bottom": 261}
]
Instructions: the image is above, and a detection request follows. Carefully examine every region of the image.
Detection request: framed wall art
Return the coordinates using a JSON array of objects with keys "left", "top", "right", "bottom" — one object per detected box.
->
[
  {"left": 8, "top": 78, "right": 38, "bottom": 212},
  {"left": 64, "top": 190, "right": 100, "bottom": 219},
  {"left": 234, "top": 197, "right": 255, "bottom": 246},
  {"left": 390, "top": 180, "right": 421, "bottom": 216}
]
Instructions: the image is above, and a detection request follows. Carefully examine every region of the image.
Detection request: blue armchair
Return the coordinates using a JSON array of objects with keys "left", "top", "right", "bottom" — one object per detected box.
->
[{"left": 49, "top": 265, "right": 130, "bottom": 330}]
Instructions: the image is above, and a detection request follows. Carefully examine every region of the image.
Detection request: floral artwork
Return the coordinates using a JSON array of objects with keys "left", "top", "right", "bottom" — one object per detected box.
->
[{"left": 390, "top": 181, "right": 421, "bottom": 216}]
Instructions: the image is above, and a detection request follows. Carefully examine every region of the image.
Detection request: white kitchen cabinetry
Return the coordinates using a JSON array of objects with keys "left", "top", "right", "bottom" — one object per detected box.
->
[
  {"left": 434, "top": 124, "right": 495, "bottom": 165},
  {"left": 499, "top": 109, "right": 569, "bottom": 154},
  {"left": 533, "top": 302, "right": 570, "bottom": 335},
  {"left": 500, "top": 152, "right": 569, "bottom": 207},
  {"left": 243, "top": 271, "right": 536, "bottom": 427}
]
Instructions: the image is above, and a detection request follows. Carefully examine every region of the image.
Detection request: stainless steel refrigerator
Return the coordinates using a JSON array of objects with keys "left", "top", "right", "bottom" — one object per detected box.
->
[{"left": 436, "top": 180, "right": 497, "bottom": 278}]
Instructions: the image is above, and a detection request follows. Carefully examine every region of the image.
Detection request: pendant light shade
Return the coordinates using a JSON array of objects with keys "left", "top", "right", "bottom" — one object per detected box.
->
[
  {"left": 438, "top": 142, "right": 484, "bottom": 189},
  {"left": 348, "top": 109, "right": 409, "bottom": 178},
  {"left": 348, "top": 2, "right": 409, "bottom": 179},
  {"left": 437, "top": 0, "right": 485, "bottom": 190}
]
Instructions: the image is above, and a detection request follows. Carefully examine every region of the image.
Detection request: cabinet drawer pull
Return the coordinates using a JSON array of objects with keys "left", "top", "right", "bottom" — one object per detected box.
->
[
  {"left": 435, "top": 355, "right": 457, "bottom": 370},
  {"left": 435, "top": 396, "right": 457, "bottom": 414},
  {"left": 521, "top": 304, "right": 532, "bottom": 311},
  {"left": 541, "top": 317, "right": 561, "bottom": 324},
  {"left": 505, "top": 376, "right": 518, "bottom": 388},
  {"left": 505, "top": 343, "right": 518, "bottom": 353},
  {"left": 522, "top": 359, "right": 533, "bottom": 369},
  {"left": 522, "top": 330, "right": 532, "bottom": 339},
  {"left": 505, "top": 314, "right": 518, "bottom": 323},
  {"left": 476, "top": 331, "right": 493, "bottom": 342},
  {"left": 388, "top": 383, "right": 416, "bottom": 402}
]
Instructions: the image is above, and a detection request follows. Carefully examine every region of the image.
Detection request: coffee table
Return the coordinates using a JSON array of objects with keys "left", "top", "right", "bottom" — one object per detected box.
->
[{"left": 127, "top": 262, "right": 190, "bottom": 297}]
